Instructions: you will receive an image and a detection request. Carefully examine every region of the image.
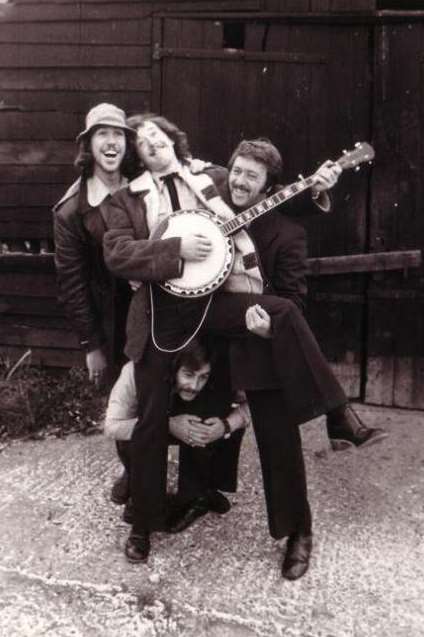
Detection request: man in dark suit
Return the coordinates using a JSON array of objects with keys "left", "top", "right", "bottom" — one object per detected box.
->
[
  {"left": 220, "top": 138, "right": 387, "bottom": 450},
  {"left": 167, "top": 136, "right": 387, "bottom": 574},
  {"left": 102, "top": 114, "right": 380, "bottom": 579}
]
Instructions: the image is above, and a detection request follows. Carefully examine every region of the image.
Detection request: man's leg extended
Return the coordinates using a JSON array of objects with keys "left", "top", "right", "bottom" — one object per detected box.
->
[{"left": 206, "top": 292, "right": 346, "bottom": 423}]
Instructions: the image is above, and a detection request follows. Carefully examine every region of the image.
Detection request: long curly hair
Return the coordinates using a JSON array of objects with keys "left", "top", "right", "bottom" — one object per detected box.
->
[
  {"left": 126, "top": 112, "right": 192, "bottom": 166},
  {"left": 74, "top": 126, "right": 141, "bottom": 180}
]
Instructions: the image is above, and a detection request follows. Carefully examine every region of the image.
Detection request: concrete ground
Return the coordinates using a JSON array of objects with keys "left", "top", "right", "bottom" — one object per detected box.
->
[{"left": 0, "top": 404, "right": 423, "bottom": 637}]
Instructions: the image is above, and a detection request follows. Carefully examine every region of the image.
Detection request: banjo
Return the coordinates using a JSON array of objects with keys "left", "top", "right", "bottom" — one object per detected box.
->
[{"left": 152, "top": 142, "right": 375, "bottom": 298}]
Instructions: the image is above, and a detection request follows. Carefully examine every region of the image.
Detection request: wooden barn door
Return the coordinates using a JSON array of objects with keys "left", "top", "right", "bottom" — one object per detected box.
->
[
  {"left": 365, "top": 20, "right": 424, "bottom": 408},
  {"left": 152, "top": 15, "right": 372, "bottom": 399}
]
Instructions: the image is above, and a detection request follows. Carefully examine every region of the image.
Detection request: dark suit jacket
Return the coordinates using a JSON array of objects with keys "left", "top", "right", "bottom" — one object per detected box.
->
[
  {"left": 249, "top": 210, "right": 308, "bottom": 311},
  {"left": 216, "top": 173, "right": 327, "bottom": 311}
]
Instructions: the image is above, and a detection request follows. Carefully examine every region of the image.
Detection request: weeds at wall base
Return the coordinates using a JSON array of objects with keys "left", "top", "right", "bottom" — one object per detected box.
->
[{"left": 0, "top": 359, "right": 106, "bottom": 444}]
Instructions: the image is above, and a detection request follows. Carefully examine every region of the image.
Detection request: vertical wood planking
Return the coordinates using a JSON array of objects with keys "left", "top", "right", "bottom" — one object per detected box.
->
[{"left": 366, "top": 20, "right": 424, "bottom": 407}]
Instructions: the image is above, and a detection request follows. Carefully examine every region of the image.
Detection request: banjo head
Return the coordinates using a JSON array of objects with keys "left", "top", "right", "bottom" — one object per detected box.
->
[{"left": 154, "top": 209, "right": 234, "bottom": 297}]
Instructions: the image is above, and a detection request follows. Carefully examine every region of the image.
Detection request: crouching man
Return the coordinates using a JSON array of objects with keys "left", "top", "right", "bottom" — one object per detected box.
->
[{"left": 104, "top": 337, "right": 249, "bottom": 551}]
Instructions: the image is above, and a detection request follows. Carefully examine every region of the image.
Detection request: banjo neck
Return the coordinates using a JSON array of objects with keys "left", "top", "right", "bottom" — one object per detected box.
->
[
  {"left": 220, "top": 141, "right": 375, "bottom": 237},
  {"left": 221, "top": 175, "right": 316, "bottom": 237}
]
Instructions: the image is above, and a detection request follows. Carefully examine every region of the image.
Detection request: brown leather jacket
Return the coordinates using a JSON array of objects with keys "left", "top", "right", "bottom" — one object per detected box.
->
[
  {"left": 101, "top": 172, "right": 186, "bottom": 362},
  {"left": 53, "top": 179, "right": 130, "bottom": 361}
]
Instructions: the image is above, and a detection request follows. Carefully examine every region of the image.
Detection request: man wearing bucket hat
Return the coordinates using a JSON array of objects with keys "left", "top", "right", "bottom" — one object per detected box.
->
[
  {"left": 54, "top": 103, "right": 137, "bottom": 383},
  {"left": 53, "top": 103, "right": 138, "bottom": 491},
  {"left": 75, "top": 103, "right": 136, "bottom": 142},
  {"left": 54, "top": 104, "right": 213, "bottom": 508}
]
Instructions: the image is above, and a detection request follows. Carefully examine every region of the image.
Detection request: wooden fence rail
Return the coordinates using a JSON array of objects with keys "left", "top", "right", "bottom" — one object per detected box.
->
[{"left": 1, "top": 249, "right": 422, "bottom": 276}]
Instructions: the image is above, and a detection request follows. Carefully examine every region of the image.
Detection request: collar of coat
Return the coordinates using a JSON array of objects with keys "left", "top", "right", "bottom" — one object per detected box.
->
[
  {"left": 128, "top": 170, "right": 156, "bottom": 196},
  {"left": 54, "top": 175, "right": 128, "bottom": 212},
  {"left": 127, "top": 165, "right": 236, "bottom": 223}
]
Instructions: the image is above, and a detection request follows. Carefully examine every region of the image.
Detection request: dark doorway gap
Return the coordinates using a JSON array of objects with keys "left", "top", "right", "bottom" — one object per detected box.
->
[
  {"left": 377, "top": 1, "right": 424, "bottom": 9},
  {"left": 223, "top": 22, "right": 245, "bottom": 49}
]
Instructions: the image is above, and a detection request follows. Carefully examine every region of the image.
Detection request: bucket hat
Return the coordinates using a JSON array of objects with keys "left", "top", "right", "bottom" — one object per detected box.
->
[{"left": 76, "top": 103, "right": 136, "bottom": 141}]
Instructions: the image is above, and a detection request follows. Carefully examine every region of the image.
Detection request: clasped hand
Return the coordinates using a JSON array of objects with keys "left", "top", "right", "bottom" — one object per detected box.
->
[{"left": 170, "top": 414, "right": 225, "bottom": 447}]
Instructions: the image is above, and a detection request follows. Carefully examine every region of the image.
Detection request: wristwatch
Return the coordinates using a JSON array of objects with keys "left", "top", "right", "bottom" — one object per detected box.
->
[{"left": 222, "top": 418, "right": 232, "bottom": 440}]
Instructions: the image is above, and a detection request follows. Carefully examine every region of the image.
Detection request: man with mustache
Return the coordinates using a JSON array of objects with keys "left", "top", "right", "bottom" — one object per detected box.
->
[
  {"left": 104, "top": 337, "right": 249, "bottom": 533},
  {"left": 217, "top": 138, "right": 388, "bottom": 448},
  {"left": 101, "top": 114, "right": 382, "bottom": 580}
]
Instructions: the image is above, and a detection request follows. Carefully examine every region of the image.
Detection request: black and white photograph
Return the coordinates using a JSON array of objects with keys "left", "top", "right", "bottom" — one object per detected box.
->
[{"left": 0, "top": 1, "right": 423, "bottom": 635}]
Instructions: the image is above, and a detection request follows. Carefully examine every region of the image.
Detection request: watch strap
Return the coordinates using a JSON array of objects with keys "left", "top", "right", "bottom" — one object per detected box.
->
[{"left": 222, "top": 418, "right": 232, "bottom": 439}]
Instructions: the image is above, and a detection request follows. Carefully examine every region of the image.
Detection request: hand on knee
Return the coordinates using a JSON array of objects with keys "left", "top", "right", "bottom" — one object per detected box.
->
[{"left": 245, "top": 304, "right": 272, "bottom": 338}]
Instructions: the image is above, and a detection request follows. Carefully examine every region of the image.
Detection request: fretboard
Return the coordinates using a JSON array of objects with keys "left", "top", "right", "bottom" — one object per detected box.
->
[{"left": 222, "top": 175, "right": 316, "bottom": 236}]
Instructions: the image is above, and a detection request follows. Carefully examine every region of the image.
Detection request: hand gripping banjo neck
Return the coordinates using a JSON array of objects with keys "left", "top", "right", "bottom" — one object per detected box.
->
[{"left": 221, "top": 141, "right": 375, "bottom": 237}]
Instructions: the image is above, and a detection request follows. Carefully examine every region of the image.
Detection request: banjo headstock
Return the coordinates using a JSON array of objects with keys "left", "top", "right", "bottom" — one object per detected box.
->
[{"left": 336, "top": 142, "right": 375, "bottom": 172}]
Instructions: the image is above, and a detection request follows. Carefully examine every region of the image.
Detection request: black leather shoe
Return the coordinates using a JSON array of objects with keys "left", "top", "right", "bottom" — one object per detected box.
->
[
  {"left": 167, "top": 497, "right": 209, "bottom": 534},
  {"left": 122, "top": 499, "right": 134, "bottom": 525},
  {"left": 111, "top": 470, "right": 130, "bottom": 505},
  {"left": 281, "top": 532, "right": 313, "bottom": 580},
  {"left": 327, "top": 405, "right": 388, "bottom": 450},
  {"left": 206, "top": 490, "right": 231, "bottom": 514},
  {"left": 125, "top": 530, "right": 150, "bottom": 563}
]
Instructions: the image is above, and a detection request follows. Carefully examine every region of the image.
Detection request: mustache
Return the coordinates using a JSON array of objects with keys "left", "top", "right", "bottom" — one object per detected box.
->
[
  {"left": 145, "top": 141, "right": 167, "bottom": 150},
  {"left": 231, "top": 184, "right": 250, "bottom": 193}
]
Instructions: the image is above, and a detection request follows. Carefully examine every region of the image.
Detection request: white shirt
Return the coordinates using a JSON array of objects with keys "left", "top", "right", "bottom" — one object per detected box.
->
[{"left": 103, "top": 361, "right": 138, "bottom": 440}]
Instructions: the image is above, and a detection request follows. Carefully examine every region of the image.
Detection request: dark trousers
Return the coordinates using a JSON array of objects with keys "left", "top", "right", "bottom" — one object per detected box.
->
[
  {"left": 178, "top": 428, "right": 245, "bottom": 502},
  {"left": 116, "top": 441, "right": 131, "bottom": 474},
  {"left": 247, "top": 390, "right": 312, "bottom": 539},
  {"left": 130, "top": 290, "right": 346, "bottom": 535}
]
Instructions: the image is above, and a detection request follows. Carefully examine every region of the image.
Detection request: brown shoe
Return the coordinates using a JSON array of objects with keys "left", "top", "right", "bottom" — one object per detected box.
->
[
  {"left": 327, "top": 405, "right": 388, "bottom": 450},
  {"left": 111, "top": 470, "right": 130, "bottom": 505},
  {"left": 281, "top": 532, "right": 312, "bottom": 580},
  {"left": 125, "top": 530, "right": 150, "bottom": 563}
]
